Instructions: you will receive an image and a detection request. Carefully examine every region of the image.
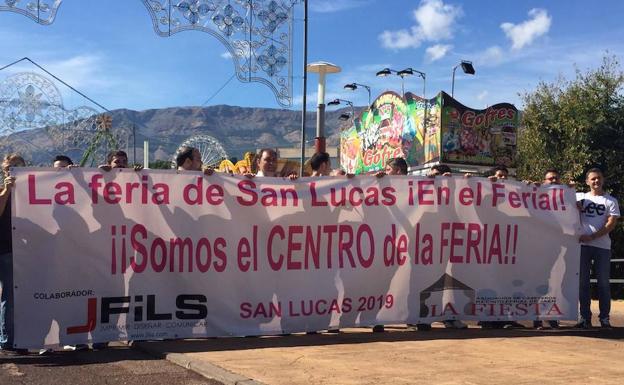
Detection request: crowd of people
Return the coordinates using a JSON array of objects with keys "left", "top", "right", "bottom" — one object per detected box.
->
[{"left": 0, "top": 148, "right": 620, "bottom": 355}]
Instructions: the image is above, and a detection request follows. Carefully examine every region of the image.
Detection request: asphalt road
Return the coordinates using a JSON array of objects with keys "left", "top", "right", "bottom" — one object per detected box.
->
[{"left": 0, "top": 343, "right": 221, "bottom": 385}]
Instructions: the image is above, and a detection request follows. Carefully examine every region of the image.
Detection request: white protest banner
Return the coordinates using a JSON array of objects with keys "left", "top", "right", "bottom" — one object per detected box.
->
[{"left": 11, "top": 168, "right": 580, "bottom": 348}]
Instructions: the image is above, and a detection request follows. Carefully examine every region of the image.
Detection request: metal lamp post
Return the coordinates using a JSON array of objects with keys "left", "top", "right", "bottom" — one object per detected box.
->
[
  {"left": 397, "top": 68, "right": 428, "bottom": 146},
  {"left": 397, "top": 68, "right": 426, "bottom": 100},
  {"left": 451, "top": 60, "right": 475, "bottom": 97},
  {"left": 328, "top": 98, "right": 355, "bottom": 124},
  {"left": 307, "top": 61, "right": 341, "bottom": 153},
  {"left": 328, "top": 98, "right": 354, "bottom": 117},
  {"left": 343, "top": 82, "right": 371, "bottom": 106},
  {"left": 376, "top": 68, "right": 405, "bottom": 95}
]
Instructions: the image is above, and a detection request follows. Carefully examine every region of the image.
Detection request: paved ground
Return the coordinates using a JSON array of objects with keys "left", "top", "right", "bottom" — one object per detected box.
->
[
  {"left": 2, "top": 302, "right": 623, "bottom": 385},
  {"left": 137, "top": 300, "right": 624, "bottom": 385}
]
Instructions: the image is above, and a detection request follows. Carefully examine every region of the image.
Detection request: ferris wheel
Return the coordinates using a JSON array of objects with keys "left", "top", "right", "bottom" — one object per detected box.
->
[{"left": 173, "top": 134, "right": 229, "bottom": 168}]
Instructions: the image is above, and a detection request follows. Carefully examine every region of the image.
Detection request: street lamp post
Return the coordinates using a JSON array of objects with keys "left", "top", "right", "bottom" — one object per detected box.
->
[
  {"left": 328, "top": 98, "right": 354, "bottom": 115},
  {"left": 396, "top": 68, "right": 428, "bottom": 149},
  {"left": 376, "top": 68, "right": 404, "bottom": 95},
  {"left": 397, "top": 68, "right": 426, "bottom": 99},
  {"left": 451, "top": 60, "right": 475, "bottom": 98},
  {"left": 307, "top": 61, "right": 341, "bottom": 153},
  {"left": 343, "top": 82, "right": 371, "bottom": 106}
]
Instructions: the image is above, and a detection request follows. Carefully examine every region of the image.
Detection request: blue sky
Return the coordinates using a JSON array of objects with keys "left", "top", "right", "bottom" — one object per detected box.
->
[{"left": 1, "top": 0, "right": 624, "bottom": 112}]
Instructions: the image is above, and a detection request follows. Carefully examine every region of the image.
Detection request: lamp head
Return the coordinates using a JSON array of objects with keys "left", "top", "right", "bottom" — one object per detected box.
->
[
  {"left": 397, "top": 68, "right": 414, "bottom": 77},
  {"left": 307, "top": 61, "right": 341, "bottom": 74},
  {"left": 460, "top": 60, "right": 475, "bottom": 75},
  {"left": 327, "top": 99, "right": 341, "bottom": 106},
  {"left": 376, "top": 68, "right": 393, "bottom": 77},
  {"left": 344, "top": 83, "right": 357, "bottom": 91}
]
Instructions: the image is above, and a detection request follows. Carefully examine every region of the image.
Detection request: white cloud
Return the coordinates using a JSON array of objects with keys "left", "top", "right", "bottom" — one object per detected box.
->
[
  {"left": 310, "top": 0, "right": 370, "bottom": 13},
  {"left": 426, "top": 44, "right": 453, "bottom": 62},
  {"left": 475, "top": 45, "right": 505, "bottom": 66},
  {"left": 0, "top": 55, "right": 118, "bottom": 91},
  {"left": 379, "top": 28, "right": 423, "bottom": 50},
  {"left": 220, "top": 52, "right": 232, "bottom": 59},
  {"left": 501, "top": 8, "right": 551, "bottom": 51},
  {"left": 45, "top": 54, "right": 119, "bottom": 90},
  {"left": 476, "top": 90, "right": 488, "bottom": 101},
  {"left": 379, "top": 0, "right": 462, "bottom": 50},
  {"left": 0, "top": 54, "right": 125, "bottom": 110},
  {"left": 414, "top": 0, "right": 463, "bottom": 41}
]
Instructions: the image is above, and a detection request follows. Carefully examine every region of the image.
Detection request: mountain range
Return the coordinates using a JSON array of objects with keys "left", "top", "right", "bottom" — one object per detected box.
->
[{"left": 0, "top": 104, "right": 356, "bottom": 166}]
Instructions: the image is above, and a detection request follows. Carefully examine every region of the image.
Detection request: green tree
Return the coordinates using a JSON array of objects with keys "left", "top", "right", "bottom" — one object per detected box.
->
[{"left": 517, "top": 55, "right": 624, "bottom": 297}]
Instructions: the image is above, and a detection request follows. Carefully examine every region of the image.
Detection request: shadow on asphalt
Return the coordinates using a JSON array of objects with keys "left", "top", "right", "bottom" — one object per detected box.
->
[
  {"left": 135, "top": 325, "right": 624, "bottom": 354},
  {"left": 0, "top": 344, "right": 159, "bottom": 367},
  {"left": 3, "top": 326, "right": 622, "bottom": 364}
]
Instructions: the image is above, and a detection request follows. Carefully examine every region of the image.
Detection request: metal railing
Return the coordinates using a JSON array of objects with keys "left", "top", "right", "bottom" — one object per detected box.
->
[{"left": 590, "top": 258, "right": 624, "bottom": 284}]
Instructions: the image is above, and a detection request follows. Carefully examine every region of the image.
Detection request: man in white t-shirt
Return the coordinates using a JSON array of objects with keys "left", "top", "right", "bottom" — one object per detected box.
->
[{"left": 576, "top": 168, "right": 620, "bottom": 328}]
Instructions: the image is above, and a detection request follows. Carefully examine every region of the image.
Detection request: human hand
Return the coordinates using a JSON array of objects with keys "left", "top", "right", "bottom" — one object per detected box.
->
[
  {"left": 579, "top": 234, "right": 594, "bottom": 243},
  {"left": 3, "top": 175, "right": 16, "bottom": 190}
]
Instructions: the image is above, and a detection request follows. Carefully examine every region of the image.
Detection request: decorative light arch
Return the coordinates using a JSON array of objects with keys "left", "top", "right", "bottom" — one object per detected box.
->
[
  {"left": 141, "top": 0, "right": 299, "bottom": 107},
  {"left": 0, "top": 0, "right": 300, "bottom": 107},
  {"left": 0, "top": 71, "right": 131, "bottom": 165},
  {"left": 0, "top": 0, "right": 62, "bottom": 25}
]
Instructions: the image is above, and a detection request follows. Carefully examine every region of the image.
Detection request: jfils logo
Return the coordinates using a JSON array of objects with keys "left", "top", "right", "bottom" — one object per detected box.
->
[{"left": 67, "top": 294, "right": 208, "bottom": 334}]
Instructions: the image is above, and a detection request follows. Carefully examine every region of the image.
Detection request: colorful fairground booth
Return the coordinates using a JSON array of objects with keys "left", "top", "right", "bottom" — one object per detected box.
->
[{"left": 339, "top": 91, "right": 521, "bottom": 175}]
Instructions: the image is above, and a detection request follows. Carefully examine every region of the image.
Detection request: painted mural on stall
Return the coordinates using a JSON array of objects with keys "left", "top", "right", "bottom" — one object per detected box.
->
[
  {"left": 441, "top": 92, "right": 519, "bottom": 166},
  {"left": 340, "top": 91, "right": 439, "bottom": 174}
]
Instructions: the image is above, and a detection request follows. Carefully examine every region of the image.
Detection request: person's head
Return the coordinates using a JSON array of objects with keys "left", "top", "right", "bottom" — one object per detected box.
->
[
  {"left": 2, "top": 153, "right": 26, "bottom": 176},
  {"left": 310, "top": 152, "right": 331, "bottom": 176},
  {"left": 53, "top": 155, "right": 73, "bottom": 168},
  {"left": 175, "top": 146, "right": 202, "bottom": 171},
  {"left": 107, "top": 150, "right": 129, "bottom": 169},
  {"left": 585, "top": 167, "right": 604, "bottom": 193},
  {"left": 385, "top": 157, "right": 408, "bottom": 175},
  {"left": 256, "top": 148, "right": 278, "bottom": 176},
  {"left": 428, "top": 164, "right": 452, "bottom": 177},
  {"left": 491, "top": 165, "right": 509, "bottom": 179},
  {"left": 543, "top": 168, "right": 561, "bottom": 185}
]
